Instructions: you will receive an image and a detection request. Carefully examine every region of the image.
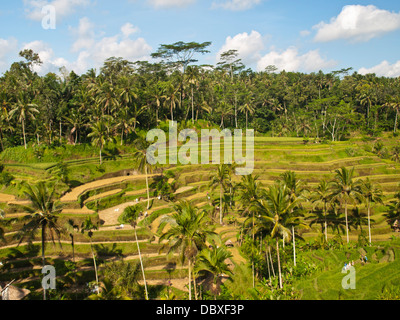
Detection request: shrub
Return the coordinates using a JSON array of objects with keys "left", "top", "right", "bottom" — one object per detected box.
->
[{"left": 0, "top": 172, "right": 14, "bottom": 187}]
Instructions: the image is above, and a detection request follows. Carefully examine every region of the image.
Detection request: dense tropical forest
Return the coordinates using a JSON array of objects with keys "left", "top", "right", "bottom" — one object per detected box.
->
[
  {"left": 1, "top": 44, "right": 399, "bottom": 151},
  {"left": 1, "top": 42, "right": 400, "bottom": 301}
]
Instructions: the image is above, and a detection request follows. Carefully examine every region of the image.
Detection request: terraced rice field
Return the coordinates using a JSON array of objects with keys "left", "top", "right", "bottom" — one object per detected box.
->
[{"left": 1, "top": 136, "right": 399, "bottom": 298}]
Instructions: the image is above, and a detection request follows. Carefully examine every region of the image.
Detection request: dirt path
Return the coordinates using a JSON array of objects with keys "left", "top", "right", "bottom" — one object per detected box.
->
[
  {"left": 84, "top": 189, "right": 123, "bottom": 204},
  {"left": 60, "top": 174, "right": 157, "bottom": 202},
  {"left": 0, "top": 193, "right": 15, "bottom": 203}
]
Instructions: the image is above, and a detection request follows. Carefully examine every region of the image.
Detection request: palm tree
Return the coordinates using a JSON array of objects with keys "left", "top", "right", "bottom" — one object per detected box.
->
[
  {"left": 195, "top": 246, "right": 233, "bottom": 300},
  {"left": 384, "top": 96, "right": 400, "bottom": 133},
  {"left": 216, "top": 102, "right": 233, "bottom": 129},
  {"left": 163, "top": 82, "right": 180, "bottom": 124},
  {"left": 238, "top": 94, "right": 255, "bottom": 130},
  {"left": 237, "top": 174, "right": 263, "bottom": 286},
  {"left": 186, "top": 65, "right": 200, "bottom": 123},
  {"left": 88, "top": 119, "right": 113, "bottom": 165},
  {"left": 14, "top": 182, "right": 63, "bottom": 300},
  {"left": 209, "top": 164, "right": 231, "bottom": 225},
  {"left": 64, "top": 219, "right": 79, "bottom": 263},
  {"left": 279, "top": 171, "right": 307, "bottom": 266},
  {"left": 158, "top": 200, "right": 218, "bottom": 300},
  {"left": 385, "top": 189, "right": 400, "bottom": 231},
  {"left": 360, "top": 178, "right": 383, "bottom": 245},
  {"left": 9, "top": 96, "right": 39, "bottom": 149},
  {"left": 331, "top": 167, "right": 364, "bottom": 244},
  {"left": 310, "top": 179, "right": 334, "bottom": 242},
  {"left": 133, "top": 136, "right": 155, "bottom": 210},
  {"left": 119, "top": 204, "right": 149, "bottom": 300},
  {"left": 391, "top": 145, "right": 400, "bottom": 163},
  {"left": 64, "top": 109, "right": 85, "bottom": 145},
  {"left": 255, "top": 184, "right": 297, "bottom": 289},
  {"left": 81, "top": 216, "right": 99, "bottom": 294}
]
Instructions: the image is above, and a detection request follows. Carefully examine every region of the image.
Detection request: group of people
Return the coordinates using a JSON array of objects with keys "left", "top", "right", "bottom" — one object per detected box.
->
[
  {"left": 343, "top": 261, "right": 355, "bottom": 271},
  {"left": 360, "top": 254, "right": 368, "bottom": 264}
]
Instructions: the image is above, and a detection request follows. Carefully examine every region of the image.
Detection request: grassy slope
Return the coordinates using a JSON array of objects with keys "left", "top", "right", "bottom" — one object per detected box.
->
[{"left": 1, "top": 133, "right": 400, "bottom": 299}]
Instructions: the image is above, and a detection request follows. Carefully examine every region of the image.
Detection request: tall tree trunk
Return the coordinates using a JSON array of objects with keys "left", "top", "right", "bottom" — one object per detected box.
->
[
  {"left": 188, "top": 258, "right": 192, "bottom": 301},
  {"left": 99, "top": 148, "right": 102, "bottom": 165},
  {"left": 269, "top": 247, "right": 275, "bottom": 277},
  {"left": 345, "top": 201, "right": 349, "bottom": 244},
  {"left": 135, "top": 226, "right": 148, "bottom": 300},
  {"left": 42, "top": 224, "right": 46, "bottom": 301},
  {"left": 90, "top": 237, "right": 99, "bottom": 294},
  {"left": 367, "top": 200, "right": 372, "bottom": 245},
  {"left": 220, "top": 185, "right": 223, "bottom": 225},
  {"left": 276, "top": 237, "right": 283, "bottom": 289},
  {"left": 324, "top": 202, "right": 328, "bottom": 242},
  {"left": 292, "top": 226, "right": 296, "bottom": 267},
  {"left": 394, "top": 108, "right": 399, "bottom": 133},
  {"left": 266, "top": 248, "right": 271, "bottom": 280},
  {"left": 145, "top": 164, "right": 150, "bottom": 210},
  {"left": 192, "top": 87, "right": 194, "bottom": 123},
  {"left": 235, "top": 93, "right": 238, "bottom": 129},
  {"left": 0, "top": 128, "right": 4, "bottom": 151},
  {"left": 22, "top": 119, "right": 27, "bottom": 149}
]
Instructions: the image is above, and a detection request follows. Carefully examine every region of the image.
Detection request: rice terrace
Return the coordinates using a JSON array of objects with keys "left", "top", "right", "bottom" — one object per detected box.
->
[{"left": 1, "top": 1, "right": 400, "bottom": 304}]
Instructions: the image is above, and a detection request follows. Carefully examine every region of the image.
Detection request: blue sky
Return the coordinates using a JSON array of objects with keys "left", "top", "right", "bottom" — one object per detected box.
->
[{"left": 1, "top": 0, "right": 400, "bottom": 76}]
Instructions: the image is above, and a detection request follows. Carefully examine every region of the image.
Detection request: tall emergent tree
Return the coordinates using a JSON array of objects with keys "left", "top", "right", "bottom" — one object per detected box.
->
[
  {"left": 158, "top": 200, "right": 218, "bottom": 300},
  {"left": 14, "top": 182, "right": 63, "bottom": 300},
  {"left": 120, "top": 204, "right": 149, "bottom": 300},
  {"left": 331, "top": 167, "right": 364, "bottom": 244}
]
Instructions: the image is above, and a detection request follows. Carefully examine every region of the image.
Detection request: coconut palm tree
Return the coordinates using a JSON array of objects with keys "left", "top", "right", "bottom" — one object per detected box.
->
[
  {"left": 278, "top": 171, "right": 308, "bottom": 266},
  {"left": 133, "top": 136, "right": 155, "bottom": 210},
  {"left": 88, "top": 118, "right": 113, "bottom": 165},
  {"left": 237, "top": 174, "right": 263, "bottom": 286},
  {"left": 209, "top": 164, "right": 231, "bottom": 225},
  {"left": 64, "top": 219, "right": 79, "bottom": 263},
  {"left": 255, "top": 184, "right": 297, "bottom": 289},
  {"left": 385, "top": 188, "right": 400, "bottom": 231},
  {"left": 195, "top": 246, "right": 233, "bottom": 300},
  {"left": 9, "top": 95, "right": 39, "bottom": 149},
  {"left": 81, "top": 217, "right": 99, "bottom": 294},
  {"left": 360, "top": 178, "right": 383, "bottom": 245},
  {"left": 310, "top": 179, "right": 334, "bottom": 242},
  {"left": 14, "top": 182, "right": 63, "bottom": 300},
  {"left": 391, "top": 145, "right": 400, "bottom": 163},
  {"left": 331, "top": 167, "right": 364, "bottom": 244},
  {"left": 119, "top": 204, "right": 149, "bottom": 300},
  {"left": 238, "top": 94, "right": 255, "bottom": 130},
  {"left": 158, "top": 200, "right": 218, "bottom": 300}
]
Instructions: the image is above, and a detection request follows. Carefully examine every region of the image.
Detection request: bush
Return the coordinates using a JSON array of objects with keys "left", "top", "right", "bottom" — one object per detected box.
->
[{"left": 0, "top": 172, "right": 14, "bottom": 187}]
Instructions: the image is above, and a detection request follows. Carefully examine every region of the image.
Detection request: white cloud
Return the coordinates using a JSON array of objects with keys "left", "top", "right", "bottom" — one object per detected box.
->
[
  {"left": 20, "top": 18, "right": 152, "bottom": 76},
  {"left": 23, "top": 0, "right": 91, "bottom": 21},
  {"left": 257, "top": 47, "right": 337, "bottom": 73},
  {"left": 359, "top": 60, "right": 400, "bottom": 78},
  {"left": 70, "top": 20, "right": 152, "bottom": 74},
  {"left": 147, "top": 0, "right": 196, "bottom": 9},
  {"left": 313, "top": 5, "right": 400, "bottom": 42},
  {"left": 22, "top": 40, "right": 65, "bottom": 74},
  {"left": 217, "top": 31, "right": 265, "bottom": 66},
  {"left": 212, "top": 0, "right": 262, "bottom": 11},
  {"left": 0, "top": 38, "right": 18, "bottom": 69},
  {"left": 121, "top": 23, "right": 140, "bottom": 38},
  {"left": 70, "top": 17, "right": 95, "bottom": 53}
]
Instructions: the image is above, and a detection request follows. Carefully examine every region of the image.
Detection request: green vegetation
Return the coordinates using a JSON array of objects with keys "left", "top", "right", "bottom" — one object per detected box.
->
[{"left": 0, "top": 46, "right": 400, "bottom": 301}]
